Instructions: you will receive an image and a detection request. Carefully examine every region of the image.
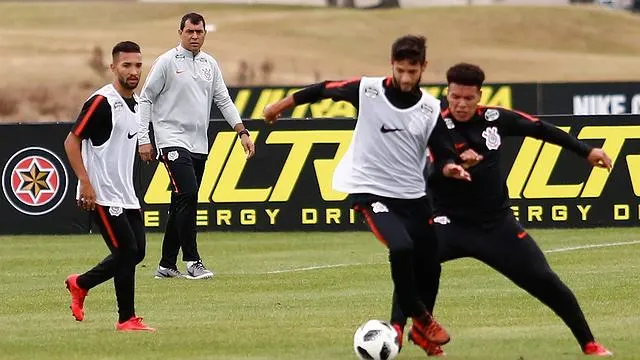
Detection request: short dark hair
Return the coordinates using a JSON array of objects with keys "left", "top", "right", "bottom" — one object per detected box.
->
[
  {"left": 180, "top": 12, "right": 205, "bottom": 30},
  {"left": 391, "top": 35, "right": 426, "bottom": 64},
  {"left": 112, "top": 41, "right": 140, "bottom": 59},
  {"left": 446, "top": 63, "right": 485, "bottom": 88}
]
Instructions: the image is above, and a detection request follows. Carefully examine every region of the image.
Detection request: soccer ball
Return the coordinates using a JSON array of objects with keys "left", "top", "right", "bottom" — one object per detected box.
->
[{"left": 353, "top": 319, "right": 399, "bottom": 360}]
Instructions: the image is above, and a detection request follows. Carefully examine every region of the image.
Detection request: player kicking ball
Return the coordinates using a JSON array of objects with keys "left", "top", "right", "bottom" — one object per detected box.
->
[{"left": 390, "top": 63, "right": 612, "bottom": 357}]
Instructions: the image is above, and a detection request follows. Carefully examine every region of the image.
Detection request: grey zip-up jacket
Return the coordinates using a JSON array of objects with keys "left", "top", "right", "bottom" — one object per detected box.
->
[{"left": 137, "top": 44, "right": 242, "bottom": 155}]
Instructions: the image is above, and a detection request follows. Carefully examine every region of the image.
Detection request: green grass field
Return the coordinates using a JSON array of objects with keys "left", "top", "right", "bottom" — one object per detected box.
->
[{"left": 1, "top": 229, "right": 639, "bottom": 359}]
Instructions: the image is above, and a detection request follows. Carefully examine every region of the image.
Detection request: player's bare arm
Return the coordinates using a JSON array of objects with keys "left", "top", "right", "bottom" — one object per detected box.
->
[{"left": 64, "top": 132, "right": 96, "bottom": 211}]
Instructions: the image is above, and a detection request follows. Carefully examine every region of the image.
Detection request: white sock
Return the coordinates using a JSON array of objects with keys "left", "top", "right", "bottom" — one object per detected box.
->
[{"left": 186, "top": 261, "right": 197, "bottom": 268}]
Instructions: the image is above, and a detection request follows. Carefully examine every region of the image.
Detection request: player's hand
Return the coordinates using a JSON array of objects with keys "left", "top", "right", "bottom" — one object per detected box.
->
[
  {"left": 442, "top": 163, "right": 471, "bottom": 181},
  {"left": 78, "top": 179, "right": 96, "bottom": 211},
  {"left": 587, "top": 148, "right": 612, "bottom": 171},
  {"left": 459, "top": 149, "right": 483, "bottom": 169},
  {"left": 263, "top": 104, "right": 281, "bottom": 125},
  {"left": 139, "top": 144, "right": 154, "bottom": 163},
  {"left": 241, "top": 134, "right": 255, "bottom": 159}
]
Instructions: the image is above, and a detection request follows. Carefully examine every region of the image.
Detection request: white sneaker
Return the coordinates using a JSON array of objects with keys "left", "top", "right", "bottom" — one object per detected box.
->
[
  {"left": 154, "top": 266, "right": 183, "bottom": 279},
  {"left": 185, "top": 260, "right": 214, "bottom": 280}
]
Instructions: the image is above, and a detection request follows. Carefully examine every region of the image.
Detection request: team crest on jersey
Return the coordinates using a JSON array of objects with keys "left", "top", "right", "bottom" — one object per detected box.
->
[
  {"left": 484, "top": 109, "right": 500, "bottom": 122},
  {"left": 167, "top": 151, "right": 179, "bottom": 161},
  {"left": 371, "top": 202, "right": 389, "bottom": 213},
  {"left": 364, "top": 87, "right": 379, "bottom": 98},
  {"left": 201, "top": 67, "right": 212, "bottom": 81},
  {"left": 482, "top": 127, "right": 501, "bottom": 150},
  {"left": 420, "top": 103, "right": 434, "bottom": 116},
  {"left": 444, "top": 118, "right": 455, "bottom": 130},
  {"left": 113, "top": 101, "right": 123, "bottom": 111},
  {"left": 109, "top": 206, "right": 123, "bottom": 217},
  {"left": 2, "top": 147, "right": 68, "bottom": 216}
]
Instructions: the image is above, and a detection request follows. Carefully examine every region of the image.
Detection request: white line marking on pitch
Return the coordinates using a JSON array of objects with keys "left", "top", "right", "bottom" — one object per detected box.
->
[
  {"left": 256, "top": 239, "right": 640, "bottom": 275},
  {"left": 544, "top": 240, "right": 640, "bottom": 253},
  {"left": 264, "top": 263, "right": 367, "bottom": 274}
]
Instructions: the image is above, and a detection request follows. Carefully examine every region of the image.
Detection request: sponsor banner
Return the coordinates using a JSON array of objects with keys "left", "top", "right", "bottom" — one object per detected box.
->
[
  {"left": 1, "top": 115, "right": 639, "bottom": 234},
  {"left": 212, "top": 83, "right": 538, "bottom": 120},
  {"left": 0, "top": 124, "right": 90, "bottom": 234},
  {"left": 539, "top": 82, "right": 640, "bottom": 115}
]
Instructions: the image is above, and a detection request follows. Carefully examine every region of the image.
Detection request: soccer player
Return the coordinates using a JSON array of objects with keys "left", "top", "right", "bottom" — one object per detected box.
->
[
  {"left": 263, "top": 35, "right": 471, "bottom": 346},
  {"left": 63, "top": 41, "right": 154, "bottom": 332},
  {"left": 138, "top": 13, "right": 255, "bottom": 280},
  {"left": 389, "top": 63, "right": 612, "bottom": 357}
]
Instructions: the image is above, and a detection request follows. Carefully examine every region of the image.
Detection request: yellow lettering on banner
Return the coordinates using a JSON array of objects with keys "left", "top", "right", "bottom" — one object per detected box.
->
[
  {"left": 291, "top": 102, "right": 310, "bottom": 119},
  {"left": 482, "top": 86, "right": 512, "bottom": 108},
  {"left": 551, "top": 205, "right": 568, "bottom": 221},
  {"left": 528, "top": 206, "right": 543, "bottom": 222},
  {"left": 326, "top": 208, "right": 341, "bottom": 224},
  {"left": 325, "top": 101, "right": 357, "bottom": 118},
  {"left": 577, "top": 205, "right": 591, "bottom": 221},
  {"left": 233, "top": 89, "right": 252, "bottom": 116},
  {"left": 240, "top": 209, "right": 256, "bottom": 225},
  {"left": 578, "top": 126, "right": 640, "bottom": 197},
  {"left": 144, "top": 211, "right": 160, "bottom": 227},
  {"left": 196, "top": 209, "right": 208, "bottom": 226},
  {"left": 507, "top": 137, "right": 543, "bottom": 199},
  {"left": 627, "top": 155, "right": 640, "bottom": 196},
  {"left": 614, "top": 204, "right": 629, "bottom": 220},
  {"left": 251, "top": 89, "right": 287, "bottom": 119},
  {"left": 144, "top": 132, "right": 234, "bottom": 205},
  {"left": 199, "top": 132, "right": 235, "bottom": 203},
  {"left": 265, "top": 208, "right": 280, "bottom": 225},
  {"left": 523, "top": 127, "right": 584, "bottom": 199},
  {"left": 266, "top": 130, "right": 352, "bottom": 202},
  {"left": 212, "top": 131, "right": 272, "bottom": 203},
  {"left": 350, "top": 208, "right": 356, "bottom": 224},
  {"left": 307, "top": 99, "right": 356, "bottom": 118},
  {"left": 217, "top": 210, "right": 232, "bottom": 225},
  {"left": 302, "top": 208, "right": 318, "bottom": 224},
  {"left": 144, "top": 164, "right": 171, "bottom": 204},
  {"left": 422, "top": 86, "right": 443, "bottom": 99},
  {"left": 511, "top": 206, "right": 520, "bottom": 221}
]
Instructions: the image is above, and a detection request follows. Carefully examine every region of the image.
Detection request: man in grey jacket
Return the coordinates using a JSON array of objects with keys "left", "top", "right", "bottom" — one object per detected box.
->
[{"left": 138, "top": 12, "right": 255, "bottom": 280}]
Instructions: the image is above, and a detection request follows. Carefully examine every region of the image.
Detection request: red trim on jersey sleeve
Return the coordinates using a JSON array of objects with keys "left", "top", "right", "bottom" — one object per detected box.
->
[
  {"left": 511, "top": 109, "right": 539, "bottom": 122},
  {"left": 325, "top": 77, "right": 360, "bottom": 89},
  {"left": 73, "top": 95, "right": 105, "bottom": 136}
]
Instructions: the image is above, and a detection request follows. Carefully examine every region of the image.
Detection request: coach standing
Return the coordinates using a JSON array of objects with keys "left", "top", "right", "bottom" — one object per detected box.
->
[{"left": 138, "top": 12, "right": 255, "bottom": 280}]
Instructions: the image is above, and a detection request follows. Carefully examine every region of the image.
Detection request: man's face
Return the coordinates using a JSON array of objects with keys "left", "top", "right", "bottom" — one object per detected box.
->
[
  {"left": 111, "top": 52, "right": 142, "bottom": 90},
  {"left": 446, "top": 83, "right": 481, "bottom": 122},
  {"left": 391, "top": 59, "right": 425, "bottom": 92},
  {"left": 179, "top": 20, "right": 206, "bottom": 53}
]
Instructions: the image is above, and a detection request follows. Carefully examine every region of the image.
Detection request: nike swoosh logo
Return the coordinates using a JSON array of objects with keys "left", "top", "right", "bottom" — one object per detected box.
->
[
  {"left": 127, "top": 132, "right": 137, "bottom": 139},
  {"left": 380, "top": 125, "right": 403, "bottom": 133},
  {"left": 176, "top": 70, "right": 185, "bottom": 74}
]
